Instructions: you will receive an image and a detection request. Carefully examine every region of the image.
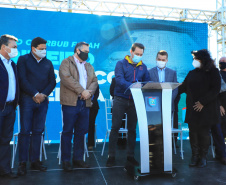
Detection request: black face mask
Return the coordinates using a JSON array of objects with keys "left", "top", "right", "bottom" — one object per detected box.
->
[
  {"left": 220, "top": 62, "right": 226, "bottom": 70},
  {"left": 77, "top": 49, "right": 88, "bottom": 61}
]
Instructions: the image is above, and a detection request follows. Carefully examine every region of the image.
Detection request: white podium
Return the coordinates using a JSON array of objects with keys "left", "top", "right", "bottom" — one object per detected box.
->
[{"left": 128, "top": 82, "right": 180, "bottom": 178}]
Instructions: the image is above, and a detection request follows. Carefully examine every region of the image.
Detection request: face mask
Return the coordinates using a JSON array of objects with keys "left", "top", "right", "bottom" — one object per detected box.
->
[
  {"left": 78, "top": 49, "right": 88, "bottom": 61},
  {"left": 133, "top": 54, "right": 142, "bottom": 64},
  {"left": 156, "top": 61, "right": 166, "bottom": 69},
  {"left": 5, "top": 47, "right": 18, "bottom": 58},
  {"left": 220, "top": 62, "right": 226, "bottom": 70},
  {"left": 192, "top": 59, "right": 201, "bottom": 68},
  {"left": 34, "top": 49, "right": 46, "bottom": 58}
]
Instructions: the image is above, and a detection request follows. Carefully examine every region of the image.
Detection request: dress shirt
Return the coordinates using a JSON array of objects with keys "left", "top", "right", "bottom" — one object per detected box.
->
[
  {"left": 0, "top": 53, "right": 16, "bottom": 101},
  {"left": 157, "top": 67, "right": 166, "bottom": 83},
  {"left": 74, "top": 56, "right": 87, "bottom": 89}
]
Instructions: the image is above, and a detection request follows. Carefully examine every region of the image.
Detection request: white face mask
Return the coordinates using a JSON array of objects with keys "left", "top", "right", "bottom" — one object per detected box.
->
[
  {"left": 5, "top": 47, "right": 18, "bottom": 58},
  {"left": 156, "top": 61, "right": 166, "bottom": 69},
  {"left": 192, "top": 59, "right": 201, "bottom": 68},
  {"left": 133, "top": 54, "right": 142, "bottom": 64},
  {"left": 34, "top": 49, "right": 46, "bottom": 58}
]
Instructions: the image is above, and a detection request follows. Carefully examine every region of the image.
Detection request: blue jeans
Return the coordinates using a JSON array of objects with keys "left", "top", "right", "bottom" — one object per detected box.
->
[
  {"left": 18, "top": 96, "right": 48, "bottom": 162},
  {"left": 61, "top": 100, "right": 90, "bottom": 162},
  {"left": 0, "top": 105, "right": 15, "bottom": 174}
]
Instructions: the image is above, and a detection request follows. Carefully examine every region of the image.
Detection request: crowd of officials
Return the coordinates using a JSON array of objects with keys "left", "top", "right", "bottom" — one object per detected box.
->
[{"left": 0, "top": 34, "right": 226, "bottom": 179}]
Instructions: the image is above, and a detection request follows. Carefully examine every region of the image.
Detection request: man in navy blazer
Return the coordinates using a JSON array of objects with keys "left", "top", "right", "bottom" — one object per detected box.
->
[
  {"left": 148, "top": 50, "right": 180, "bottom": 145},
  {"left": 0, "top": 34, "right": 19, "bottom": 179}
]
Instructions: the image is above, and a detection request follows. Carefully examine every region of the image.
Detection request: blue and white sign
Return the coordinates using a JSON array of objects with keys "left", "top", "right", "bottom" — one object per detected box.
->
[{"left": 0, "top": 7, "right": 208, "bottom": 141}]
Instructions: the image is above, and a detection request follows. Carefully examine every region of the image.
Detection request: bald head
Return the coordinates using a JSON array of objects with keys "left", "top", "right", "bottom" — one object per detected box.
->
[
  {"left": 220, "top": 57, "right": 226, "bottom": 63},
  {"left": 219, "top": 57, "right": 226, "bottom": 71}
]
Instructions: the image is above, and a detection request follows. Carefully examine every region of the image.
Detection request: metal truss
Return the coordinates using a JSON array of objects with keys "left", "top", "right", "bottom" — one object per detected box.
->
[
  {"left": 0, "top": 0, "right": 225, "bottom": 58},
  {"left": 214, "top": 0, "right": 226, "bottom": 60},
  {"left": 0, "top": 0, "right": 218, "bottom": 22}
]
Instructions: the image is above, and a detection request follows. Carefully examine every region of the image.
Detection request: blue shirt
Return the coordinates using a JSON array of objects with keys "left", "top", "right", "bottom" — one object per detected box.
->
[
  {"left": 0, "top": 54, "right": 16, "bottom": 102},
  {"left": 157, "top": 67, "right": 166, "bottom": 82}
]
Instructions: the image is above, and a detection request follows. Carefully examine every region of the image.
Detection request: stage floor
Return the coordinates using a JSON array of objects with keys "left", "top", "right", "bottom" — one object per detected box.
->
[{"left": 1, "top": 140, "right": 226, "bottom": 185}]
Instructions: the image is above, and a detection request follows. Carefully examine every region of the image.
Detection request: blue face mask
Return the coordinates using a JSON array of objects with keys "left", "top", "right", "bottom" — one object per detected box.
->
[{"left": 133, "top": 54, "right": 142, "bottom": 64}]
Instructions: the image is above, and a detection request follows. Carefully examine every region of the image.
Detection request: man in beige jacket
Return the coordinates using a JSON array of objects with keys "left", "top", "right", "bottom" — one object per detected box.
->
[{"left": 59, "top": 42, "right": 98, "bottom": 172}]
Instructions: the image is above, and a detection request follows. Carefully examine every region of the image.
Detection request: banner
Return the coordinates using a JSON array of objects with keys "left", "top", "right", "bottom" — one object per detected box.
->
[{"left": 0, "top": 7, "right": 208, "bottom": 142}]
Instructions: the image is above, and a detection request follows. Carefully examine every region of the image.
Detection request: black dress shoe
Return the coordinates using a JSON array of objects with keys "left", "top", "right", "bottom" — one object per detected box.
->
[
  {"left": 30, "top": 161, "right": 47, "bottom": 171},
  {"left": 106, "top": 156, "right": 115, "bottom": 167},
  {"left": 62, "top": 161, "right": 73, "bottom": 172},
  {"left": 189, "top": 156, "right": 199, "bottom": 167},
  {"left": 220, "top": 157, "right": 226, "bottom": 165},
  {"left": 17, "top": 162, "right": 27, "bottom": 176},
  {"left": 1, "top": 172, "right": 18, "bottom": 179},
  {"left": 73, "top": 160, "right": 90, "bottom": 168},
  {"left": 127, "top": 156, "right": 139, "bottom": 166},
  {"left": 197, "top": 157, "right": 207, "bottom": 168}
]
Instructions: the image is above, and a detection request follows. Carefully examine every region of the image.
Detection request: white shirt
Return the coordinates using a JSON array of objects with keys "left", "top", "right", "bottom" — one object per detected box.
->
[
  {"left": 74, "top": 56, "right": 87, "bottom": 89},
  {"left": 0, "top": 53, "right": 16, "bottom": 102}
]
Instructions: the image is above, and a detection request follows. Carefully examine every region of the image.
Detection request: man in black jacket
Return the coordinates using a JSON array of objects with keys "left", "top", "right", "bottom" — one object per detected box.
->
[
  {"left": 0, "top": 34, "right": 19, "bottom": 179},
  {"left": 17, "top": 37, "right": 56, "bottom": 176}
]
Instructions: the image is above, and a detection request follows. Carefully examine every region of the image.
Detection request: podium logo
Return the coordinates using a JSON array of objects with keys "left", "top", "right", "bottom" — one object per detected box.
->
[{"left": 148, "top": 97, "right": 157, "bottom": 107}]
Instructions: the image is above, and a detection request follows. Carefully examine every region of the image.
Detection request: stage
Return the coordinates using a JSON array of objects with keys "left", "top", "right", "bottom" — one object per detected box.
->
[{"left": 0, "top": 140, "right": 226, "bottom": 185}]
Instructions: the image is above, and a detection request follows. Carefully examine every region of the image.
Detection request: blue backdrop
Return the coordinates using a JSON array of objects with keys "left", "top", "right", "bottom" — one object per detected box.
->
[{"left": 0, "top": 7, "right": 208, "bottom": 142}]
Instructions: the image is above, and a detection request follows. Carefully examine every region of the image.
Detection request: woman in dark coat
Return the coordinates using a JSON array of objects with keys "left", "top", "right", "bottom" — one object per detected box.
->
[{"left": 179, "top": 49, "right": 221, "bottom": 168}]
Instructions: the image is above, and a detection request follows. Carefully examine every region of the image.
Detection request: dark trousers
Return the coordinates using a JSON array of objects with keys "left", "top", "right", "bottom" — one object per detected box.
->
[
  {"left": 18, "top": 96, "right": 48, "bottom": 162},
  {"left": 173, "top": 95, "right": 180, "bottom": 142},
  {"left": 88, "top": 107, "right": 99, "bottom": 147},
  {"left": 211, "top": 123, "right": 226, "bottom": 158},
  {"left": 61, "top": 100, "right": 90, "bottom": 161},
  {"left": 0, "top": 105, "right": 15, "bottom": 174},
  {"left": 219, "top": 93, "right": 226, "bottom": 138},
  {"left": 188, "top": 123, "right": 211, "bottom": 157},
  {"left": 173, "top": 107, "right": 179, "bottom": 142},
  {"left": 111, "top": 106, "right": 126, "bottom": 140},
  {"left": 221, "top": 115, "right": 226, "bottom": 138},
  {"left": 108, "top": 96, "right": 137, "bottom": 157}
]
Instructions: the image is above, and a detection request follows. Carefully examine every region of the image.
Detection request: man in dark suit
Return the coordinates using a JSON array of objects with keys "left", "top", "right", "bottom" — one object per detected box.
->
[
  {"left": 0, "top": 34, "right": 19, "bottom": 179},
  {"left": 17, "top": 37, "right": 56, "bottom": 176},
  {"left": 148, "top": 50, "right": 177, "bottom": 83},
  {"left": 148, "top": 50, "right": 180, "bottom": 145}
]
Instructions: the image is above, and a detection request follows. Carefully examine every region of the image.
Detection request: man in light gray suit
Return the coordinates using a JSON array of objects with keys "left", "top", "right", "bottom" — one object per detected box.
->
[{"left": 149, "top": 50, "right": 180, "bottom": 146}]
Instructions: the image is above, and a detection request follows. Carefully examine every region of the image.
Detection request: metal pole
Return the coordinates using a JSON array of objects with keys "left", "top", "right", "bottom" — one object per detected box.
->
[
  {"left": 68, "top": 0, "right": 72, "bottom": 12},
  {"left": 223, "top": 27, "right": 225, "bottom": 56}
]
